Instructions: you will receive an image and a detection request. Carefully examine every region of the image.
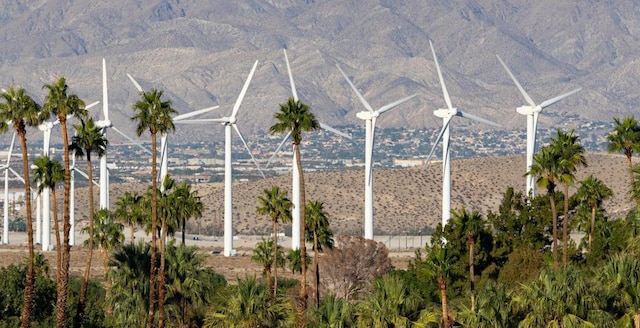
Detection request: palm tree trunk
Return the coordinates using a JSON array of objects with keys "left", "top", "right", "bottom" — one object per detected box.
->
[
  {"left": 158, "top": 216, "right": 167, "bottom": 328},
  {"left": 313, "top": 231, "right": 320, "bottom": 307},
  {"left": 295, "top": 143, "right": 308, "bottom": 328},
  {"left": 550, "top": 192, "right": 559, "bottom": 271},
  {"left": 56, "top": 120, "right": 72, "bottom": 328},
  {"left": 181, "top": 217, "right": 185, "bottom": 246},
  {"left": 147, "top": 132, "right": 158, "bottom": 328},
  {"left": 77, "top": 154, "right": 94, "bottom": 327},
  {"left": 438, "top": 277, "right": 450, "bottom": 328},
  {"left": 468, "top": 236, "right": 475, "bottom": 312},
  {"left": 273, "top": 220, "right": 278, "bottom": 296},
  {"left": 102, "top": 248, "right": 113, "bottom": 316},
  {"left": 562, "top": 184, "right": 569, "bottom": 268},
  {"left": 19, "top": 132, "right": 35, "bottom": 328},
  {"left": 589, "top": 205, "right": 596, "bottom": 250},
  {"left": 129, "top": 223, "right": 134, "bottom": 244},
  {"left": 628, "top": 153, "right": 633, "bottom": 185},
  {"left": 52, "top": 191, "right": 61, "bottom": 283}
]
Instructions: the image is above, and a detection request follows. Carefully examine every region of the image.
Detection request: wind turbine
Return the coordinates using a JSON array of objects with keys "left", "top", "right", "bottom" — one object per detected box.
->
[
  {"left": 336, "top": 64, "right": 416, "bottom": 240},
  {"left": 496, "top": 55, "right": 581, "bottom": 198},
  {"left": 177, "top": 60, "right": 264, "bottom": 257},
  {"left": 423, "top": 41, "right": 500, "bottom": 229},
  {"left": 1, "top": 133, "right": 16, "bottom": 244},
  {"left": 266, "top": 50, "right": 352, "bottom": 249}
]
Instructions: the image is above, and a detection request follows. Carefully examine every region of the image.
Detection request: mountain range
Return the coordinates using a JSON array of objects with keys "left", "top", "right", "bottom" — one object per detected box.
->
[{"left": 0, "top": 0, "right": 637, "bottom": 145}]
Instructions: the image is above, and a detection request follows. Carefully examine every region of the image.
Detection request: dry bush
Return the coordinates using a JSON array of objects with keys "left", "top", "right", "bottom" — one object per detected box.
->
[{"left": 318, "top": 235, "right": 394, "bottom": 301}]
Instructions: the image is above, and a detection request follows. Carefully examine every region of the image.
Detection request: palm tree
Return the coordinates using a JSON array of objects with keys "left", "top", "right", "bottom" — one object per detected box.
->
[
  {"left": 310, "top": 294, "right": 354, "bottom": 328},
  {"left": 31, "top": 156, "right": 64, "bottom": 272},
  {"left": 425, "top": 242, "right": 455, "bottom": 328},
  {"left": 0, "top": 86, "right": 45, "bottom": 328},
  {"left": 42, "top": 77, "right": 87, "bottom": 328},
  {"left": 85, "top": 208, "right": 123, "bottom": 316},
  {"left": 204, "top": 276, "right": 294, "bottom": 328},
  {"left": 114, "top": 191, "right": 144, "bottom": 243},
  {"left": 270, "top": 96, "right": 320, "bottom": 325},
  {"left": 69, "top": 116, "right": 107, "bottom": 325},
  {"left": 575, "top": 175, "right": 613, "bottom": 250},
  {"left": 607, "top": 116, "right": 640, "bottom": 183},
  {"left": 251, "top": 238, "right": 285, "bottom": 292},
  {"left": 131, "top": 88, "right": 176, "bottom": 328},
  {"left": 305, "top": 200, "right": 334, "bottom": 306},
  {"left": 528, "top": 145, "right": 561, "bottom": 270},
  {"left": 551, "top": 129, "right": 587, "bottom": 267},
  {"left": 256, "top": 186, "right": 292, "bottom": 296},
  {"left": 456, "top": 280, "right": 515, "bottom": 328},
  {"left": 171, "top": 181, "right": 203, "bottom": 245},
  {"left": 601, "top": 254, "right": 640, "bottom": 328},
  {"left": 355, "top": 275, "right": 421, "bottom": 327},
  {"left": 451, "top": 207, "right": 484, "bottom": 312}
]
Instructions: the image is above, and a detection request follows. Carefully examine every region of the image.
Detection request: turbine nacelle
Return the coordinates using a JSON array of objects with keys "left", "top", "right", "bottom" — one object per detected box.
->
[
  {"left": 95, "top": 119, "right": 113, "bottom": 129},
  {"left": 356, "top": 111, "right": 379, "bottom": 120},
  {"left": 434, "top": 108, "right": 456, "bottom": 118},
  {"left": 516, "top": 105, "right": 536, "bottom": 116},
  {"left": 38, "top": 122, "right": 54, "bottom": 132}
]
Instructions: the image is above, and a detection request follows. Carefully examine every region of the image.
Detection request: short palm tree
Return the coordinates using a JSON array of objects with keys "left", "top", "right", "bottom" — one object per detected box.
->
[
  {"left": 270, "top": 96, "right": 320, "bottom": 325},
  {"left": 0, "top": 86, "right": 45, "bottom": 328},
  {"left": 451, "top": 207, "right": 485, "bottom": 311},
  {"left": 355, "top": 275, "right": 421, "bottom": 327},
  {"left": 310, "top": 294, "right": 354, "bottom": 328},
  {"left": 575, "top": 175, "right": 613, "bottom": 250},
  {"left": 528, "top": 145, "right": 561, "bottom": 270},
  {"left": 305, "top": 200, "right": 334, "bottom": 306},
  {"left": 114, "top": 191, "right": 144, "bottom": 243},
  {"left": 132, "top": 88, "right": 176, "bottom": 328},
  {"left": 256, "top": 186, "right": 292, "bottom": 296},
  {"left": 171, "top": 181, "right": 203, "bottom": 245},
  {"left": 43, "top": 77, "right": 87, "bottom": 328},
  {"left": 70, "top": 116, "right": 107, "bottom": 325},
  {"left": 425, "top": 242, "right": 454, "bottom": 328},
  {"left": 607, "top": 116, "right": 640, "bottom": 183},
  {"left": 551, "top": 129, "right": 587, "bottom": 267},
  {"left": 32, "top": 156, "right": 64, "bottom": 269},
  {"left": 251, "top": 238, "right": 285, "bottom": 292}
]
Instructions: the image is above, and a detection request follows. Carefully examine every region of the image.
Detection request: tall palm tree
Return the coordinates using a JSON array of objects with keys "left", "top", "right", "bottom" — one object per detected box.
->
[
  {"left": 551, "top": 129, "right": 587, "bottom": 267},
  {"left": 528, "top": 145, "right": 561, "bottom": 271},
  {"left": 256, "top": 186, "right": 292, "bottom": 296},
  {"left": 132, "top": 88, "right": 176, "bottom": 328},
  {"left": 0, "top": 86, "right": 45, "bottom": 328},
  {"left": 114, "top": 191, "right": 144, "bottom": 243},
  {"left": 451, "top": 207, "right": 484, "bottom": 312},
  {"left": 305, "top": 200, "right": 334, "bottom": 306},
  {"left": 69, "top": 116, "right": 107, "bottom": 325},
  {"left": 270, "top": 96, "right": 320, "bottom": 326},
  {"left": 575, "top": 175, "right": 613, "bottom": 250},
  {"left": 86, "top": 208, "right": 123, "bottom": 316},
  {"left": 42, "top": 77, "right": 87, "bottom": 328},
  {"left": 31, "top": 156, "right": 64, "bottom": 280},
  {"left": 607, "top": 116, "right": 640, "bottom": 183}
]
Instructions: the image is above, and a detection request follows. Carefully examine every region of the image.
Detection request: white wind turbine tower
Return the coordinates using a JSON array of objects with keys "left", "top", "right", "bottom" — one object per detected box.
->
[
  {"left": 1, "top": 133, "right": 16, "bottom": 244},
  {"left": 496, "top": 55, "right": 581, "bottom": 198},
  {"left": 266, "top": 50, "right": 352, "bottom": 250},
  {"left": 423, "top": 41, "right": 500, "bottom": 229},
  {"left": 336, "top": 64, "right": 416, "bottom": 240},
  {"left": 177, "top": 60, "right": 264, "bottom": 257}
]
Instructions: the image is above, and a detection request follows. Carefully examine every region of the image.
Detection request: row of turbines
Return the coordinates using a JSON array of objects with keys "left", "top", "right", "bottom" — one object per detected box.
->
[{"left": 1, "top": 42, "right": 580, "bottom": 257}]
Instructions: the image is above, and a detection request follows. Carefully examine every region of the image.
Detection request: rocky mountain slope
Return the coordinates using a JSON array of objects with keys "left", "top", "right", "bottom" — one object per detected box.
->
[{"left": 0, "top": 0, "right": 636, "bottom": 145}]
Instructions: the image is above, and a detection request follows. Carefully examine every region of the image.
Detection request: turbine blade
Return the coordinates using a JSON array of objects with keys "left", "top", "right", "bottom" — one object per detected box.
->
[
  {"left": 368, "top": 116, "right": 377, "bottom": 186},
  {"left": 175, "top": 118, "right": 229, "bottom": 124},
  {"left": 127, "top": 73, "right": 144, "bottom": 92},
  {"left": 377, "top": 94, "right": 417, "bottom": 115},
  {"left": 8, "top": 167, "right": 25, "bottom": 185},
  {"left": 5, "top": 132, "right": 16, "bottom": 166},
  {"left": 533, "top": 111, "right": 539, "bottom": 150},
  {"left": 430, "top": 41, "right": 453, "bottom": 110},
  {"left": 458, "top": 110, "right": 501, "bottom": 127},
  {"left": 74, "top": 167, "right": 100, "bottom": 187},
  {"left": 174, "top": 106, "right": 220, "bottom": 121},
  {"left": 103, "top": 58, "right": 109, "bottom": 121},
  {"left": 539, "top": 88, "right": 582, "bottom": 109},
  {"left": 86, "top": 101, "right": 100, "bottom": 110},
  {"left": 319, "top": 122, "right": 352, "bottom": 140},
  {"left": 231, "top": 60, "right": 258, "bottom": 119},
  {"left": 111, "top": 126, "right": 152, "bottom": 155},
  {"left": 336, "top": 64, "right": 375, "bottom": 112},
  {"left": 495, "top": 54, "right": 536, "bottom": 107},
  {"left": 284, "top": 49, "right": 298, "bottom": 102},
  {"left": 233, "top": 125, "right": 266, "bottom": 179},
  {"left": 266, "top": 131, "right": 291, "bottom": 168},
  {"left": 422, "top": 116, "right": 453, "bottom": 171}
]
